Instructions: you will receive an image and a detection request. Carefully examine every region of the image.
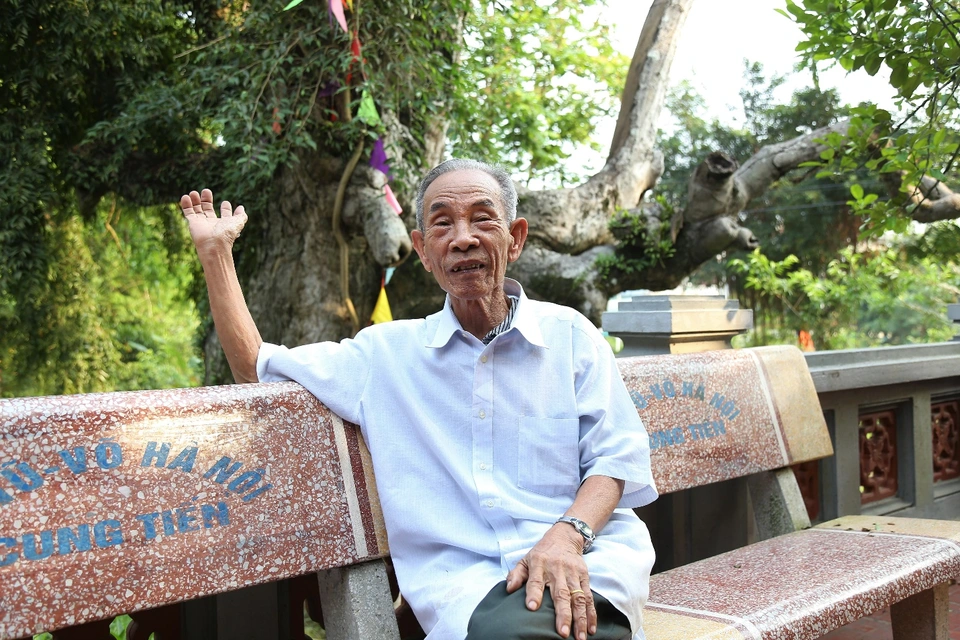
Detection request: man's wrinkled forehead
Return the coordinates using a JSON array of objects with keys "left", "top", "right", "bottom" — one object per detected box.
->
[
  {"left": 429, "top": 197, "right": 497, "bottom": 216},
  {"left": 423, "top": 170, "right": 506, "bottom": 216}
]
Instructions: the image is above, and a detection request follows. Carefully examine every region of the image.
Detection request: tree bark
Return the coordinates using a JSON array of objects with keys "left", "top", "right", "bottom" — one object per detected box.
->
[
  {"left": 505, "top": 116, "right": 856, "bottom": 322},
  {"left": 880, "top": 170, "right": 960, "bottom": 222},
  {"left": 204, "top": 155, "right": 412, "bottom": 384}
]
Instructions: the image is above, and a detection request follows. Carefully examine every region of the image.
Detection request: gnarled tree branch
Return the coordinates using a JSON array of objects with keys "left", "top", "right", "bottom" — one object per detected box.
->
[{"left": 516, "top": 0, "right": 692, "bottom": 254}]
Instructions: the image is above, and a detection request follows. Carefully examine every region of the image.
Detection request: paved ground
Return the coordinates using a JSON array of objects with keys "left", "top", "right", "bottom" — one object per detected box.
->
[{"left": 820, "top": 582, "right": 960, "bottom": 639}]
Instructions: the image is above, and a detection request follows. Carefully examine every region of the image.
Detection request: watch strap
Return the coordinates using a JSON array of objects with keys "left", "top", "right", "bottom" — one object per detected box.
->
[{"left": 556, "top": 515, "right": 595, "bottom": 551}]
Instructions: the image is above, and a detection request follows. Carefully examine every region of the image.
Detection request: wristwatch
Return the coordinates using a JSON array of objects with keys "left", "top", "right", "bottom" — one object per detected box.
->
[{"left": 556, "top": 516, "right": 596, "bottom": 552}]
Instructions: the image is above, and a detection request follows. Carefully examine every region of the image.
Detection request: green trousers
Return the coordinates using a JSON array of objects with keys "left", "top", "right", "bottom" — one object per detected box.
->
[{"left": 463, "top": 581, "right": 632, "bottom": 640}]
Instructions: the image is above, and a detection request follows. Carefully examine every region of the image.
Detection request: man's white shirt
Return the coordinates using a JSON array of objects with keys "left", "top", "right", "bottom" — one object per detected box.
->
[{"left": 257, "top": 279, "right": 658, "bottom": 639}]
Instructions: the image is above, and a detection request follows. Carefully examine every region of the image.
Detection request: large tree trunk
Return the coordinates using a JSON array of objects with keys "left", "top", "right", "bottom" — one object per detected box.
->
[{"left": 204, "top": 155, "right": 412, "bottom": 384}]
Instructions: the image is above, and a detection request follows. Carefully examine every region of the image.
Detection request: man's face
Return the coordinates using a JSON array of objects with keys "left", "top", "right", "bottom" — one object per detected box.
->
[{"left": 412, "top": 169, "right": 527, "bottom": 303}]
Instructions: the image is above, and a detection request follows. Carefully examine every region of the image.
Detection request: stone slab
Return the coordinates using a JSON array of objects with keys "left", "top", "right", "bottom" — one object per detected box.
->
[
  {"left": 804, "top": 342, "right": 960, "bottom": 393},
  {"left": 642, "top": 607, "right": 746, "bottom": 640},
  {"left": 645, "top": 515, "right": 960, "bottom": 639},
  {"left": 618, "top": 346, "right": 832, "bottom": 495},
  {"left": 0, "top": 383, "right": 387, "bottom": 639},
  {"left": 614, "top": 295, "right": 737, "bottom": 312},
  {"left": 602, "top": 309, "right": 753, "bottom": 335}
]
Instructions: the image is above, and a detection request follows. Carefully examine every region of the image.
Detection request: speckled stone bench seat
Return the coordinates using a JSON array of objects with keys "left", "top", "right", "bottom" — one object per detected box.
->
[
  {"left": 644, "top": 515, "right": 960, "bottom": 639},
  {"left": 1, "top": 345, "right": 955, "bottom": 639}
]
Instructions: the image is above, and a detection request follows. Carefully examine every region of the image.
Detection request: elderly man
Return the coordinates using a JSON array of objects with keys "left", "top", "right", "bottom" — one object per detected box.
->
[{"left": 180, "top": 159, "right": 657, "bottom": 640}]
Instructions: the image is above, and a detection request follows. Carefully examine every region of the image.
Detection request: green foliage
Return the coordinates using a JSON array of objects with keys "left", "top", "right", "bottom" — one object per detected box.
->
[
  {"left": 595, "top": 199, "right": 676, "bottom": 280},
  {"left": 783, "top": 0, "right": 960, "bottom": 234},
  {"left": 32, "top": 607, "right": 158, "bottom": 639},
  {"left": 1, "top": 0, "right": 205, "bottom": 292},
  {"left": 449, "top": 0, "right": 628, "bottom": 185},
  {"left": 1, "top": 0, "right": 210, "bottom": 395},
  {"left": 109, "top": 614, "right": 133, "bottom": 640},
  {"left": 729, "top": 246, "right": 958, "bottom": 349},
  {"left": 908, "top": 220, "right": 960, "bottom": 260},
  {"left": 0, "top": 201, "right": 202, "bottom": 397}
]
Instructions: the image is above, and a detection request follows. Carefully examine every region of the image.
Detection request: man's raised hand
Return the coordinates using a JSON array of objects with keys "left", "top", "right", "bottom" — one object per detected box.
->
[
  {"left": 179, "top": 189, "right": 247, "bottom": 256},
  {"left": 177, "top": 188, "right": 261, "bottom": 383}
]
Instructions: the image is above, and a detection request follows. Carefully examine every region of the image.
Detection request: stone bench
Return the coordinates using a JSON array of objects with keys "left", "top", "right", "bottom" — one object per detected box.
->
[
  {"left": 0, "top": 345, "right": 957, "bottom": 639},
  {"left": 623, "top": 345, "right": 959, "bottom": 639}
]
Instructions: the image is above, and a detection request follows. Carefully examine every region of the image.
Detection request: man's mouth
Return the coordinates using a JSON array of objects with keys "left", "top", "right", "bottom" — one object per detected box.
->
[{"left": 452, "top": 263, "right": 484, "bottom": 273}]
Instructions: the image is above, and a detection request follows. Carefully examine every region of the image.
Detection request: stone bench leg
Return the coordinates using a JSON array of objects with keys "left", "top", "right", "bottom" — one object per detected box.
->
[
  {"left": 316, "top": 560, "right": 401, "bottom": 640},
  {"left": 890, "top": 582, "right": 949, "bottom": 640},
  {"left": 746, "top": 468, "right": 811, "bottom": 540}
]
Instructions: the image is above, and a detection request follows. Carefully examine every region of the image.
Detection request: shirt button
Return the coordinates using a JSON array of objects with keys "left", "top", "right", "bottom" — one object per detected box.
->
[
  {"left": 481, "top": 355, "right": 488, "bottom": 363},
  {"left": 485, "top": 500, "right": 494, "bottom": 507},
  {"left": 479, "top": 410, "right": 486, "bottom": 419},
  {"left": 479, "top": 463, "right": 487, "bottom": 470}
]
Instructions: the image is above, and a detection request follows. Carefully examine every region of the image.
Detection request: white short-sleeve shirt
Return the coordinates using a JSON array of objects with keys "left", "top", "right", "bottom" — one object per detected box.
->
[{"left": 257, "top": 279, "right": 658, "bottom": 639}]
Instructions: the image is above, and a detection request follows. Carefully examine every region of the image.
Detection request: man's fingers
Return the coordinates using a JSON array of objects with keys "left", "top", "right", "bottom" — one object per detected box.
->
[
  {"left": 220, "top": 200, "right": 233, "bottom": 218},
  {"left": 179, "top": 194, "right": 196, "bottom": 216},
  {"left": 572, "top": 588, "right": 593, "bottom": 640},
  {"left": 551, "top": 583, "right": 573, "bottom": 638},
  {"left": 523, "top": 565, "right": 546, "bottom": 612},
  {"left": 200, "top": 188, "right": 216, "bottom": 217},
  {"left": 505, "top": 560, "right": 528, "bottom": 594}
]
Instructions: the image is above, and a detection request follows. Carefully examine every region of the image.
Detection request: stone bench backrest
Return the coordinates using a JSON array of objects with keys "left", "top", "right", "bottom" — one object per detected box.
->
[
  {"left": 622, "top": 345, "right": 833, "bottom": 494},
  {"left": 0, "top": 383, "right": 387, "bottom": 639},
  {"left": 0, "top": 344, "right": 831, "bottom": 639}
]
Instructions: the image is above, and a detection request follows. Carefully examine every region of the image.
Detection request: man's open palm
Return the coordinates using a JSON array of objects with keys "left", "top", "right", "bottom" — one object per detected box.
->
[{"left": 179, "top": 188, "right": 247, "bottom": 253}]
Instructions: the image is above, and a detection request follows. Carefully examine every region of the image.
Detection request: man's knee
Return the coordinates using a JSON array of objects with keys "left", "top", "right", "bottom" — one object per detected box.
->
[
  {"left": 465, "top": 581, "right": 633, "bottom": 640},
  {"left": 465, "top": 582, "right": 557, "bottom": 640}
]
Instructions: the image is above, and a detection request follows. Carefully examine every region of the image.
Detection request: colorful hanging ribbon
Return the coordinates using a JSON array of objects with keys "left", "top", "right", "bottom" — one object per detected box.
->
[
  {"left": 371, "top": 272, "right": 393, "bottom": 324},
  {"left": 329, "top": 0, "right": 349, "bottom": 33}
]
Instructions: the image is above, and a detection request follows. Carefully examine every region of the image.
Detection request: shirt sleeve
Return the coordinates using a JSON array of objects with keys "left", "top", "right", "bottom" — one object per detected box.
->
[
  {"left": 256, "top": 335, "right": 372, "bottom": 425},
  {"left": 572, "top": 321, "right": 659, "bottom": 509}
]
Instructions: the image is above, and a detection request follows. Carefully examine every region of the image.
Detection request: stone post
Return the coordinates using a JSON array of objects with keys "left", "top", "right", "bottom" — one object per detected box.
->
[
  {"left": 603, "top": 294, "right": 754, "bottom": 573},
  {"left": 949, "top": 303, "right": 960, "bottom": 341},
  {"left": 602, "top": 295, "right": 753, "bottom": 357}
]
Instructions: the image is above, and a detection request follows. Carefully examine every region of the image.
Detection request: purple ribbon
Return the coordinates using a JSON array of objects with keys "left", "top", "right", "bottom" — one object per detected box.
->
[{"left": 369, "top": 137, "right": 391, "bottom": 179}]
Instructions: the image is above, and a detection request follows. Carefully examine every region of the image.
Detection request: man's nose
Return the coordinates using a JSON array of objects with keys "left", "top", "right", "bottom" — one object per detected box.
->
[{"left": 451, "top": 220, "right": 480, "bottom": 250}]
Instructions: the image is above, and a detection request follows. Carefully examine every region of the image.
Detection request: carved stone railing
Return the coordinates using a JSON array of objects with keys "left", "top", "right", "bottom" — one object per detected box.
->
[{"left": 804, "top": 342, "right": 960, "bottom": 522}]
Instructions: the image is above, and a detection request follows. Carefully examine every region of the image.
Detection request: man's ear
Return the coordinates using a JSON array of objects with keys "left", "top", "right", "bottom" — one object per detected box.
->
[
  {"left": 507, "top": 218, "right": 528, "bottom": 262},
  {"left": 411, "top": 229, "right": 433, "bottom": 272}
]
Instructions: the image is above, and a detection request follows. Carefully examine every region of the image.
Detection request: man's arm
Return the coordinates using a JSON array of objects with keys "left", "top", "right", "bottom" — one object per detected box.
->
[
  {"left": 179, "top": 189, "right": 262, "bottom": 383},
  {"left": 505, "top": 474, "right": 624, "bottom": 640}
]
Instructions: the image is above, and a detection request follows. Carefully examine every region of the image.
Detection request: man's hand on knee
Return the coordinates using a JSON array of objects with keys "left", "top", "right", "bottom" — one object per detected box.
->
[{"left": 505, "top": 524, "right": 598, "bottom": 639}]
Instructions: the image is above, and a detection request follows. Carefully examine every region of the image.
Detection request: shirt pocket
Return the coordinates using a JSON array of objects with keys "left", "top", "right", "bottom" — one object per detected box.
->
[{"left": 517, "top": 416, "right": 581, "bottom": 497}]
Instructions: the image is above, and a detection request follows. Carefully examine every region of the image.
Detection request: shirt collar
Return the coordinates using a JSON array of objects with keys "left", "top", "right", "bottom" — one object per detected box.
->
[{"left": 425, "top": 278, "right": 547, "bottom": 349}]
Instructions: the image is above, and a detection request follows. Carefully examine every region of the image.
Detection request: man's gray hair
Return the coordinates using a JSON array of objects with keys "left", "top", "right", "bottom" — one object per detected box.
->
[{"left": 415, "top": 159, "right": 518, "bottom": 232}]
